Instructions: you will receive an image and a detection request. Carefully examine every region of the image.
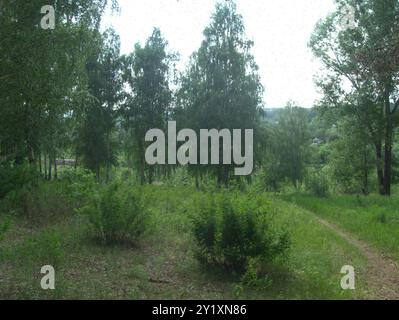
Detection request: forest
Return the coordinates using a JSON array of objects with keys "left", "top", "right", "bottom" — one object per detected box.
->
[{"left": 0, "top": 0, "right": 399, "bottom": 300}]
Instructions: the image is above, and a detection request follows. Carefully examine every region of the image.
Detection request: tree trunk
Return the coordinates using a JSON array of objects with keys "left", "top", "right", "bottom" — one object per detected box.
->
[
  {"left": 106, "top": 133, "right": 110, "bottom": 183},
  {"left": 54, "top": 158, "right": 58, "bottom": 180},
  {"left": 39, "top": 152, "right": 42, "bottom": 175},
  {"left": 148, "top": 167, "right": 154, "bottom": 184},
  {"left": 383, "top": 88, "right": 393, "bottom": 196},
  {"left": 383, "top": 145, "right": 392, "bottom": 196},
  {"left": 48, "top": 157, "right": 52, "bottom": 181},
  {"left": 375, "top": 143, "right": 384, "bottom": 195},
  {"left": 363, "top": 158, "right": 369, "bottom": 196},
  {"left": 139, "top": 139, "right": 146, "bottom": 185},
  {"left": 44, "top": 154, "right": 48, "bottom": 179}
]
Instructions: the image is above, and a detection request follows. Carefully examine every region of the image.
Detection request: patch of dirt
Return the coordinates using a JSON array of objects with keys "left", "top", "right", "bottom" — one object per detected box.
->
[{"left": 315, "top": 216, "right": 399, "bottom": 300}]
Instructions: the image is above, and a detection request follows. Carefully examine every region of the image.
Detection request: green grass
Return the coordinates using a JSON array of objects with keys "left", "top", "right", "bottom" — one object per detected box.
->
[
  {"left": 0, "top": 184, "right": 369, "bottom": 299},
  {"left": 281, "top": 192, "right": 399, "bottom": 263}
]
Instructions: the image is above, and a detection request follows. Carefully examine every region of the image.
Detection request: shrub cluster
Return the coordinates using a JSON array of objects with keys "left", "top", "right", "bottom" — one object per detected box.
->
[
  {"left": 78, "top": 181, "right": 149, "bottom": 244},
  {"left": 192, "top": 193, "right": 290, "bottom": 274},
  {"left": 305, "top": 169, "right": 329, "bottom": 197}
]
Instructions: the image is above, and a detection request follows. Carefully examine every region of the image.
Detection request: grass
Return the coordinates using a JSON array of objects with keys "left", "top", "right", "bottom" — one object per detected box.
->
[
  {"left": 0, "top": 184, "right": 370, "bottom": 299},
  {"left": 280, "top": 192, "right": 399, "bottom": 263}
]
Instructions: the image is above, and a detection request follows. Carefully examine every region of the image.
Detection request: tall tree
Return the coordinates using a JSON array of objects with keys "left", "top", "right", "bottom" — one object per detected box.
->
[
  {"left": 122, "top": 28, "right": 175, "bottom": 184},
  {"left": 176, "top": 0, "right": 264, "bottom": 186},
  {"left": 78, "top": 28, "right": 123, "bottom": 180},
  {"left": 327, "top": 116, "right": 375, "bottom": 194},
  {"left": 310, "top": 0, "right": 399, "bottom": 195},
  {"left": 267, "top": 103, "right": 310, "bottom": 189},
  {"left": 0, "top": 0, "right": 118, "bottom": 176}
]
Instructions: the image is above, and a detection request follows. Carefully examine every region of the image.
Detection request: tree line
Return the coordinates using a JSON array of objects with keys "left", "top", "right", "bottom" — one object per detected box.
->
[
  {"left": 1, "top": 0, "right": 398, "bottom": 196},
  {"left": 0, "top": 0, "right": 265, "bottom": 187}
]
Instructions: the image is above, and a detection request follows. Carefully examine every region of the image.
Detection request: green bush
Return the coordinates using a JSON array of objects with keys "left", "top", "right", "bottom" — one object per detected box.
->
[
  {"left": 58, "top": 167, "right": 97, "bottom": 206},
  {"left": 15, "top": 229, "right": 64, "bottom": 267},
  {"left": 1, "top": 180, "right": 74, "bottom": 220},
  {"left": 192, "top": 193, "right": 290, "bottom": 274},
  {"left": 0, "top": 168, "right": 95, "bottom": 222},
  {"left": 0, "top": 163, "right": 39, "bottom": 199},
  {"left": 260, "top": 164, "right": 283, "bottom": 192},
  {"left": 305, "top": 169, "right": 329, "bottom": 197},
  {"left": 78, "top": 181, "right": 149, "bottom": 244}
]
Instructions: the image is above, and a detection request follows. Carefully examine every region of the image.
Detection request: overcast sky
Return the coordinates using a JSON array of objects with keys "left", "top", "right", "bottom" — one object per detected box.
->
[{"left": 101, "top": 0, "right": 336, "bottom": 108}]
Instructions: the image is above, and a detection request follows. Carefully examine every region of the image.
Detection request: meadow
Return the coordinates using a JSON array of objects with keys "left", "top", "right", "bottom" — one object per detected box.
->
[{"left": 0, "top": 170, "right": 378, "bottom": 300}]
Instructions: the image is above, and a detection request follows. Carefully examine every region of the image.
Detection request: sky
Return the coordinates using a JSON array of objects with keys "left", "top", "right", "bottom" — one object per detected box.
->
[{"left": 101, "top": 0, "right": 336, "bottom": 108}]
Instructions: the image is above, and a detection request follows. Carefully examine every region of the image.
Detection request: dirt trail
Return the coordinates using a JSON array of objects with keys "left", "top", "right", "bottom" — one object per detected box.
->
[{"left": 315, "top": 216, "right": 399, "bottom": 300}]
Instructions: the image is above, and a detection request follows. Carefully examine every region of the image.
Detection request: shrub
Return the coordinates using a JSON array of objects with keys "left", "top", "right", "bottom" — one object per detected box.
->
[
  {"left": 1, "top": 180, "right": 74, "bottom": 221},
  {"left": 16, "top": 229, "right": 64, "bottom": 267},
  {"left": 240, "top": 257, "right": 273, "bottom": 289},
  {"left": 192, "top": 193, "right": 290, "bottom": 274},
  {"left": 78, "top": 181, "right": 149, "bottom": 244},
  {"left": 58, "top": 167, "right": 97, "bottom": 205},
  {"left": 259, "top": 165, "right": 282, "bottom": 192},
  {"left": 305, "top": 169, "right": 329, "bottom": 197},
  {"left": 0, "top": 163, "right": 39, "bottom": 199}
]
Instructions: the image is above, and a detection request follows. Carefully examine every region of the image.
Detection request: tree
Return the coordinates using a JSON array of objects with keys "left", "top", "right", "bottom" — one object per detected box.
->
[
  {"left": 327, "top": 117, "right": 375, "bottom": 194},
  {"left": 121, "top": 28, "right": 175, "bottom": 184},
  {"left": 265, "top": 103, "right": 310, "bottom": 189},
  {"left": 0, "top": 0, "right": 118, "bottom": 177},
  {"left": 309, "top": 0, "right": 399, "bottom": 195},
  {"left": 78, "top": 28, "right": 123, "bottom": 180},
  {"left": 176, "top": 0, "right": 264, "bottom": 187}
]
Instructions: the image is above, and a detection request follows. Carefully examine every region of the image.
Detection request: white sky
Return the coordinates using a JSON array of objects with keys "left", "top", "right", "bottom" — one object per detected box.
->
[{"left": 101, "top": 0, "right": 336, "bottom": 108}]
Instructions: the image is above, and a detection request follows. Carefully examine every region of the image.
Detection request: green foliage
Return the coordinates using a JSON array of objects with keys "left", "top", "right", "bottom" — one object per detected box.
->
[
  {"left": 77, "top": 28, "right": 123, "bottom": 179},
  {"left": 78, "top": 181, "right": 149, "bottom": 244},
  {"left": 376, "top": 212, "right": 387, "bottom": 224},
  {"left": 283, "top": 192, "right": 399, "bottom": 263},
  {"left": 309, "top": 0, "right": 399, "bottom": 195},
  {"left": 58, "top": 167, "right": 97, "bottom": 205},
  {"left": 0, "top": 1, "right": 116, "bottom": 172},
  {"left": 0, "top": 216, "right": 12, "bottom": 242},
  {"left": 326, "top": 118, "right": 375, "bottom": 195},
  {"left": 175, "top": 1, "right": 264, "bottom": 186},
  {"left": 121, "top": 28, "right": 175, "bottom": 184},
  {"left": 192, "top": 193, "right": 290, "bottom": 275},
  {"left": 265, "top": 103, "right": 311, "bottom": 189},
  {"left": 305, "top": 169, "right": 330, "bottom": 197},
  {"left": 15, "top": 229, "right": 64, "bottom": 267},
  {"left": 0, "top": 163, "right": 39, "bottom": 199},
  {"left": 0, "top": 180, "right": 371, "bottom": 299},
  {"left": 259, "top": 162, "right": 283, "bottom": 192},
  {"left": 240, "top": 257, "right": 273, "bottom": 289},
  {"left": 0, "top": 179, "right": 76, "bottom": 221}
]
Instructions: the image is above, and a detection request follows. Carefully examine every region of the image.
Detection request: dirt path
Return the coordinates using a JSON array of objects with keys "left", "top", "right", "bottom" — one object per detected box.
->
[{"left": 315, "top": 216, "right": 399, "bottom": 300}]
